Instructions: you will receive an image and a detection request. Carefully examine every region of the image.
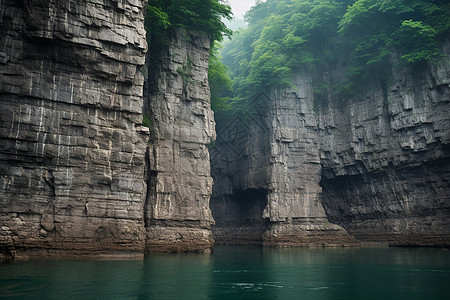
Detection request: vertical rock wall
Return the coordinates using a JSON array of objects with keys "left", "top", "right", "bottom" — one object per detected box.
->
[
  {"left": 211, "top": 44, "right": 450, "bottom": 247},
  {"left": 210, "top": 93, "right": 272, "bottom": 244},
  {"left": 262, "top": 75, "right": 356, "bottom": 246},
  {"left": 318, "top": 44, "right": 450, "bottom": 246},
  {"left": 210, "top": 76, "right": 356, "bottom": 246},
  {"left": 144, "top": 29, "right": 216, "bottom": 252},
  {"left": 0, "top": 0, "right": 148, "bottom": 259}
]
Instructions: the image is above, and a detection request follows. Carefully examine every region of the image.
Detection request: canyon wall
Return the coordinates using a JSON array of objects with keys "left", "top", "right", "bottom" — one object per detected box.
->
[
  {"left": 210, "top": 79, "right": 357, "bottom": 247},
  {"left": 0, "top": 0, "right": 149, "bottom": 259},
  {"left": 144, "top": 28, "right": 216, "bottom": 252},
  {"left": 319, "top": 45, "right": 450, "bottom": 246},
  {"left": 1, "top": 0, "right": 448, "bottom": 258},
  {"left": 0, "top": 0, "right": 217, "bottom": 258},
  {"left": 211, "top": 45, "right": 450, "bottom": 247}
]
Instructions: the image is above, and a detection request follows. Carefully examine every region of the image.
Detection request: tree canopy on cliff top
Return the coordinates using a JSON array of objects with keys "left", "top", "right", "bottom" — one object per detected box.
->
[
  {"left": 145, "top": 0, "right": 232, "bottom": 49},
  {"left": 222, "top": 0, "right": 450, "bottom": 105}
]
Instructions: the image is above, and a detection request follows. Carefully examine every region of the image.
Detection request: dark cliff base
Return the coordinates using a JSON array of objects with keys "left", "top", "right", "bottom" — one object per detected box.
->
[
  {"left": 321, "top": 155, "right": 450, "bottom": 248},
  {"left": 211, "top": 189, "right": 269, "bottom": 246}
]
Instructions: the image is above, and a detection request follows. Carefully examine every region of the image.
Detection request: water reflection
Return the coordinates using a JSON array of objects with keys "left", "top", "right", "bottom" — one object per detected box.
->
[
  {"left": 261, "top": 247, "right": 450, "bottom": 300},
  {"left": 209, "top": 246, "right": 274, "bottom": 299},
  {"left": 0, "top": 247, "right": 449, "bottom": 299},
  {"left": 139, "top": 252, "right": 212, "bottom": 299}
]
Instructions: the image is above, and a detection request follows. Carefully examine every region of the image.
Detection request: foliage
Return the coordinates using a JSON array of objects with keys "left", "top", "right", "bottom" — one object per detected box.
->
[
  {"left": 145, "top": 1, "right": 233, "bottom": 114},
  {"left": 142, "top": 115, "right": 153, "bottom": 128},
  {"left": 221, "top": 0, "right": 450, "bottom": 104},
  {"left": 338, "top": 0, "right": 450, "bottom": 91},
  {"left": 145, "top": 0, "right": 232, "bottom": 50},
  {"left": 209, "top": 43, "right": 234, "bottom": 112}
]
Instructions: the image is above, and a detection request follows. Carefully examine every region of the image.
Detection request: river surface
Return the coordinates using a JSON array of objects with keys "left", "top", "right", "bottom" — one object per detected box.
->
[{"left": 1, "top": 246, "right": 449, "bottom": 299}]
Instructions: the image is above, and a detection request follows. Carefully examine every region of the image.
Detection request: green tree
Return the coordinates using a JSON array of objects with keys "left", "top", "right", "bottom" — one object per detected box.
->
[
  {"left": 209, "top": 43, "right": 234, "bottom": 112},
  {"left": 339, "top": 0, "right": 449, "bottom": 91},
  {"left": 145, "top": 1, "right": 233, "bottom": 114},
  {"left": 221, "top": 0, "right": 449, "bottom": 105},
  {"left": 145, "top": 0, "right": 232, "bottom": 50}
]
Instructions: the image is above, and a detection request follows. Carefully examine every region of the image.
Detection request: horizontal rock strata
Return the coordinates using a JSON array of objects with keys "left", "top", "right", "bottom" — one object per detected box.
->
[
  {"left": 319, "top": 44, "right": 450, "bottom": 247},
  {"left": 211, "top": 45, "right": 450, "bottom": 248},
  {"left": 144, "top": 28, "right": 215, "bottom": 252},
  {"left": 210, "top": 76, "right": 357, "bottom": 247},
  {"left": 0, "top": 0, "right": 148, "bottom": 259}
]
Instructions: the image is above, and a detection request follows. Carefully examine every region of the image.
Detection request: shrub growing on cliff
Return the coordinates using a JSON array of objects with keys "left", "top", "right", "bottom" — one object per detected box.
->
[{"left": 209, "top": 43, "right": 234, "bottom": 112}]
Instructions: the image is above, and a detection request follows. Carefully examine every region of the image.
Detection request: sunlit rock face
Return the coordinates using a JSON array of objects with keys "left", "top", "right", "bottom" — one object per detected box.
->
[
  {"left": 318, "top": 42, "right": 450, "bottom": 247},
  {"left": 0, "top": 0, "right": 148, "bottom": 259},
  {"left": 144, "top": 28, "right": 216, "bottom": 253},
  {"left": 210, "top": 43, "right": 450, "bottom": 247}
]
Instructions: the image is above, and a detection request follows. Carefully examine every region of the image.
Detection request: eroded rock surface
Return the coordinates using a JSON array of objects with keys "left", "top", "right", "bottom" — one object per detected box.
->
[
  {"left": 144, "top": 29, "right": 215, "bottom": 252},
  {"left": 211, "top": 76, "right": 357, "bottom": 247},
  {"left": 0, "top": 0, "right": 148, "bottom": 259},
  {"left": 318, "top": 44, "right": 450, "bottom": 246},
  {"left": 211, "top": 44, "right": 450, "bottom": 247}
]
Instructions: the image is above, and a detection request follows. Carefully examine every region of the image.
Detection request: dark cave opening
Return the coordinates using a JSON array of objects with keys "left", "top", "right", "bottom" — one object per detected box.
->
[{"left": 210, "top": 188, "right": 269, "bottom": 245}]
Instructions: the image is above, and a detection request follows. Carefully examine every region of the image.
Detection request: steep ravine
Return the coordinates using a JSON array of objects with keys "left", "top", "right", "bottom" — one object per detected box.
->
[{"left": 1, "top": 0, "right": 449, "bottom": 260}]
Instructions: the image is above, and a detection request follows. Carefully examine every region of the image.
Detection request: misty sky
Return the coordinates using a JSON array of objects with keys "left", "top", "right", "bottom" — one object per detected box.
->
[{"left": 227, "top": 0, "right": 256, "bottom": 19}]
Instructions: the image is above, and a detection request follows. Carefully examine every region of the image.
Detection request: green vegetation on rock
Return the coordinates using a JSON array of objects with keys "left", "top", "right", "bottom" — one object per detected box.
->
[
  {"left": 145, "top": 0, "right": 232, "bottom": 49},
  {"left": 221, "top": 0, "right": 450, "bottom": 105},
  {"left": 144, "top": 1, "right": 233, "bottom": 113}
]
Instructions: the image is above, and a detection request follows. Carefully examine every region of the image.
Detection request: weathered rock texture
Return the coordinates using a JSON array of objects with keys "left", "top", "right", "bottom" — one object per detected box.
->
[
  {"left": 144, "top": 28, "right": 215, "bottom": 252},
  {"left": 318, "top": 45, "right": 450, "bottom": 247},
  {"left": 210, "top": 78, "right": 357, "bottom": 247},
  {"left": 211, "top": 44, "right": 450, "bottom": 247},
  {"left": 0, "top": 0, "right": 149, "bottom": 259}
]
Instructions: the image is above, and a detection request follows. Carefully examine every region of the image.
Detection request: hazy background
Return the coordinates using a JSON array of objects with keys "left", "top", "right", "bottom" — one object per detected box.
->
[
  {"left": 225, "top": 0, "right": 256, "bottom": 31},
  {"left": 228, "top": 0, "right": 256, "bottom": 18}
]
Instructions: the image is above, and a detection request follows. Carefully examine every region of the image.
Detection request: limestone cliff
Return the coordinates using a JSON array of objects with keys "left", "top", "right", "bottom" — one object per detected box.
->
[
  {"left": 318, "top": 43, "right": 450, "bottom": 246},
  {"left": 144, "top": 28, "right": 215, "bottom": 252},
  {"left": 211, "top": 43, "right": 450, "bottom": 247},
  {"left": 0, "top": 0, "right": 148, "bottom": 259},
  {"left": 210, "top": 78, "right": 357, "bottom": 247}
]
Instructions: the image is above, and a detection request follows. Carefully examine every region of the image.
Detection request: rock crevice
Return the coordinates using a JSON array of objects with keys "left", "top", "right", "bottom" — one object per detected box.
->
[{"left": 143, "top": 28, "right": 215, "bottom": 253}]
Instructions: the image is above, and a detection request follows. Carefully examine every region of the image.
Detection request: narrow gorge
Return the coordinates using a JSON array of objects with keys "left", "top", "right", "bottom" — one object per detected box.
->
[{"left": 0, "top": 0, "right": 449, "bottom": 260}]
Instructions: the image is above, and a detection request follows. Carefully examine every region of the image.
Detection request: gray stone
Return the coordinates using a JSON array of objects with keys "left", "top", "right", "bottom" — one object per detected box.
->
[
  {"left": 0, "top": 0, "right": 148, "bottom": 259},
  {"left": 210, "top": 76, "right": 356, "bottom": 246},
  {"left": 144, "top": 28, "right": 215, "bottom": 253},
  {"left": 318, "top": 41, "right": 450, "bottom": 246},
  {"left": 210, "top": 41, "right": 450, "bottom": 248}
]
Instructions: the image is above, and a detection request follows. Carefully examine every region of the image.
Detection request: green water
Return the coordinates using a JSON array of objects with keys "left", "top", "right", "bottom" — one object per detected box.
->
[{"left": 1, "top": 246, "right": 449, "bottom": 299}]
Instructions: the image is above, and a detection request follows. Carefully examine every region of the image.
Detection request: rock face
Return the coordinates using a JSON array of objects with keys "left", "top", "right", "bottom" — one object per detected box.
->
[
  {"left": 0, "top": 0, "right": 148, "bottom": 259},
  {"left": 210, "top": 77, "right": 357, "bottom": 247},
  {"left": 144, "top": 28, "right": 216, "bottom": 252},
  {"left": 211, "top": 45, "right": 450, "bottom": 247},
  {"left": 262, "top": 76, "right": 357, "bottom": 247},
  {"left": 1, "top": 0, "right": 447, "bottom": 257},
  {"left": 319, "top": 44, "right": 450, "bottom": 246}
]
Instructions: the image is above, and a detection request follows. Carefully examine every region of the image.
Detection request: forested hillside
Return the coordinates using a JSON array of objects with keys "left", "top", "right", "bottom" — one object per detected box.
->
[{"left": 220, "top": 0, "right": 450, "bottom": 106}]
